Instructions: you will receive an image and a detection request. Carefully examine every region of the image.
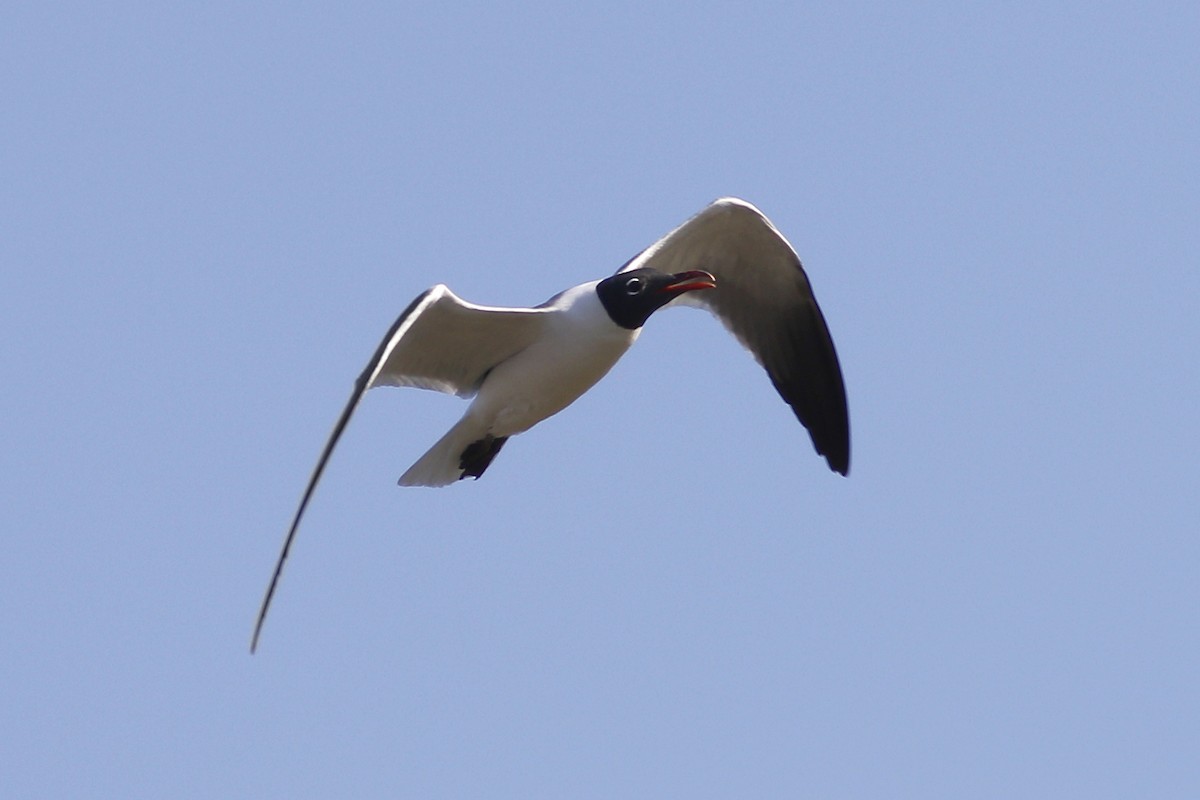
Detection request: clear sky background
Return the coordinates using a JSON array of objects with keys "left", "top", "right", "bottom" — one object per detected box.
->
[{"left": 3, "top": 2, "right": 1197, "bottom": 797}]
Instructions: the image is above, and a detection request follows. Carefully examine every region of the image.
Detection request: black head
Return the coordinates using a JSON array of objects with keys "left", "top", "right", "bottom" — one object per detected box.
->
[{"left": 595, "top": 268, "right": 717, "bottom": 330}]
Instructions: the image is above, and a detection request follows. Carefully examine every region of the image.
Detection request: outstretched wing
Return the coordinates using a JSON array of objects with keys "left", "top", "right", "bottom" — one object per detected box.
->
[
  {"left": 620, "top": 198, "right": 850, "bottom": 475},
  {"left": 251, "top": 286, "right": 548, "bottom": 652}
]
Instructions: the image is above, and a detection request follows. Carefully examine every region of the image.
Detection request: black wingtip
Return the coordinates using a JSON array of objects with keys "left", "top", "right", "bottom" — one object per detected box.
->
[
  {"left": 823, "top": 414, "right": 851, "bottom": 476},
  {"left": 819, "top": 418, "right": 850, "bottom": 476}
]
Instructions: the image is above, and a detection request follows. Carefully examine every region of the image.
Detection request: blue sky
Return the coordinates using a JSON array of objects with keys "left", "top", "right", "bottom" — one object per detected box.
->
[{"left": 3, "top": 2, "right": 1197, "bottom": 797}]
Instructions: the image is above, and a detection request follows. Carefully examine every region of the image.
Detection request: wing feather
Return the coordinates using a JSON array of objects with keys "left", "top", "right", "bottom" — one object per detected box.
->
[
  {"left": 251, "top": 286, "right": 547, "bottom": 651},
  {"left": 620, "top": 198, "right": 851, "bottom": 475},
  {"left": 367, "top": 285, "right": 549, "bottom": 397}
]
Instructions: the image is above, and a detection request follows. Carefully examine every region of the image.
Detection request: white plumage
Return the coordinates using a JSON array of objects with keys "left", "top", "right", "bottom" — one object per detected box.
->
[
  {"left": 389, "top": 282, "right": 638, "bottom": 486},
  {"left": 251, "top": 197, "right": 849, "bottom": 652}
]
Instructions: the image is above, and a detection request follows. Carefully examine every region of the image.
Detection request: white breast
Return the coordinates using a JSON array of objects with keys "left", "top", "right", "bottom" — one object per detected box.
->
[{"left": 468, "top": 282, "right": 639, "bottom": 436}]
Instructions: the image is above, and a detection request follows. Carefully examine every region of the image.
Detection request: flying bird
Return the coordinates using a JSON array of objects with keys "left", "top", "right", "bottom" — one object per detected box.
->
[{"left": 251, "top": 197, "right": 850, "bottom": 652}]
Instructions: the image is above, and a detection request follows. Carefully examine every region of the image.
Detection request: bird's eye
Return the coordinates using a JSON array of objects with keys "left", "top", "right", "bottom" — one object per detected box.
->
[{"left": 624, "top": 277, "right": 644, "bottom": 295}]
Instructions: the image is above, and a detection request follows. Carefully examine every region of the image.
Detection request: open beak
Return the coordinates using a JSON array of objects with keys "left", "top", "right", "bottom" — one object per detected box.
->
[{"left": 662, "top": 270, "right": 717, "bottom": 294}]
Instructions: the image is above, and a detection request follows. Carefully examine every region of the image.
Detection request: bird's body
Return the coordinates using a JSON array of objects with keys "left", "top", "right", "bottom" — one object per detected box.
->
[
  {"left": 396, "top": 281, "right": 638, "bottom": 486},
  {"left": 251, "top": 197, "right": 851, "bottom": 652}
]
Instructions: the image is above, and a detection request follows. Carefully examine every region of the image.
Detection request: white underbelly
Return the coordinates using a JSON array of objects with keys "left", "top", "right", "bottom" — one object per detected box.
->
[{"left": 469, "top": 330, "right": 635, "bottom": 436}]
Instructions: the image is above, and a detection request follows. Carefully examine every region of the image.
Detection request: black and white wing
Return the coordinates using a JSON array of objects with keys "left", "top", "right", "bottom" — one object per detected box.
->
[
  {"left": 620, "top": 197, "right": 850, "bottom": 475},
  {"left": 251, "top": 286, "right": 548, "bottom": 652}
]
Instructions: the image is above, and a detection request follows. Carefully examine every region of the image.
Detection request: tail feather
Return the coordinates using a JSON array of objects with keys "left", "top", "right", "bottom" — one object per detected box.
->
[
  {"left": 399, "top": 417, "right": 509, "bottom": 487},
  {"left": 399, "top": 417, "right": 481, "bottom": 486}
]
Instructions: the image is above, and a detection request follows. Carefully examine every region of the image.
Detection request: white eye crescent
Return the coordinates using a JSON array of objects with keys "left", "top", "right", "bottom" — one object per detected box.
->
[{"left": 624, "top": 277, "right": 644, "bottom": 295}]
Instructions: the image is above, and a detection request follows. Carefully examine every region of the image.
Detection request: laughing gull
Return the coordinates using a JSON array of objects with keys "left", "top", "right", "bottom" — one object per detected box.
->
[{"left": 251, "top": 197, "right": 849, "bottom": 651}]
